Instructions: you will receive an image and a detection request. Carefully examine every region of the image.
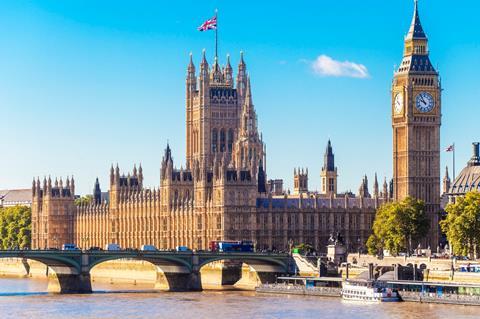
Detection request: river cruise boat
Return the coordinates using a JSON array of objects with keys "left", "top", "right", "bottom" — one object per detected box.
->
[{"left": 341, "top": 280, "right": 400, "bottom": 302}]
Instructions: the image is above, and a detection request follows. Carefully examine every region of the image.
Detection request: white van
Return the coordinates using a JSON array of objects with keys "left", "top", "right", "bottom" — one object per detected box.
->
[
  {"left": 105, "top": 243, "right": 121, "bottom": 251},
  {"left": 62, "top": 244, "right": 79, "bottom": 251},
  {"left": 176, "top": 246, "right": 190, "bottom": 252},
  {"left": 140, "top": 245, "right": 157, "bottom": 251}
]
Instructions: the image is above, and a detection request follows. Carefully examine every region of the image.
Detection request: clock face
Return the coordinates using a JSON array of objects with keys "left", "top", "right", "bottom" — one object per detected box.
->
[
  {"left": 394, "top": 93, "right": 404, "bottom": 114},
  {"left": 415, "top": 92, "right": 435, "bottom": 113}
]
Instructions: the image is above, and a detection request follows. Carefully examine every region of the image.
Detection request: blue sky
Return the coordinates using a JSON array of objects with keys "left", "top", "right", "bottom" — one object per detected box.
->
[{"left": 0, "top": 0, "right": 479, "bottom": 195}]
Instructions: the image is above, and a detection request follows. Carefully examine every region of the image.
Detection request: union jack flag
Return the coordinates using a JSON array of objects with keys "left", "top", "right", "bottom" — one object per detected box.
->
[
  {"left": 198, "top": 15, "right": 217, "bottom": 31},
  {"left": 445, "top": 144, "right": 454, "bottom": 152}
]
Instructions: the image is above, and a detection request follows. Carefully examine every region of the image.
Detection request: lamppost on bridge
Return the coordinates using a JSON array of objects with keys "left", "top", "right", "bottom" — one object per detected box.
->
[
  {"left": 81, "top": 236, "right": 89, "bottom": 250},
  {"left": 53, "top": 235, "right": 58, "bottom": 250},
  {"left": 288, "top": 238, "right": 294, "bottom": 256}
]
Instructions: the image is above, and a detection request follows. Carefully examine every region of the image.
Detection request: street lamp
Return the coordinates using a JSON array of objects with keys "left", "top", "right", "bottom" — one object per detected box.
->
[
  {"left": 53, "top": 235, "right": 58, "bottom": 249},
  {"left": 288, "top": 238, "right": 294, "bottom": 255},
  {"left": 82, "top": 236, "right": 89, "bottom": 250}
]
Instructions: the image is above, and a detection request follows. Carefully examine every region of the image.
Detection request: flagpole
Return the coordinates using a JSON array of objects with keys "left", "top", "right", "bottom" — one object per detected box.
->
[
  {"left": 215, "top": 9, "right": 218, "bottom": 59},
  {"left": 453, "top": 142, "right": 456, "bottom": 181}
]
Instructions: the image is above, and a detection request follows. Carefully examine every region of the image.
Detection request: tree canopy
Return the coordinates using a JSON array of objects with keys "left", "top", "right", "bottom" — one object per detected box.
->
[
  {"left": 441, "top": 191, "right": 480, "bottom": 259},
  {"left": 0, "top": 205, "right": 31, "bottom": 249},
  {"left": 366, "top": 197, "right": 429, "bottom": 256},
  {"left": 74, "top": 194, "right": 93, "bottom": 206}
]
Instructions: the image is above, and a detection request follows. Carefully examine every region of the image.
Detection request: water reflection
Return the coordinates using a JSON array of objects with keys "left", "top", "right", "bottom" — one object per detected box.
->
[{"left": 0, "top": 278, "right": 479, "bottom": 319}]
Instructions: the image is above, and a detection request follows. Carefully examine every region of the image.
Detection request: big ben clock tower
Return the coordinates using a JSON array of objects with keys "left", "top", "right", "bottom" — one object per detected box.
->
[{"left": 392, "top": 0, "right": 441, "bottom": 247}]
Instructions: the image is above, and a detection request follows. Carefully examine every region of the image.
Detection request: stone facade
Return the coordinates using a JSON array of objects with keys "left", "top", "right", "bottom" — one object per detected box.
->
[{"left": 31, "top": 51, "right": 391, "bottom": 252}]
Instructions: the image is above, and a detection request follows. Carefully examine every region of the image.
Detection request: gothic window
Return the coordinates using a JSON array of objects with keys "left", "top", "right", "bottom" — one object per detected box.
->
[
  {"left": 212, "top": 129, "right": 218, "bottom": 153},
  {"left": 220, "top": 129, "right": 226, "bottom": 152},
  {"left": 216, "top": 216, "right": 222, "bottom": 229},
  {"left": 227, "top": 129, "right": 234, "bottom": 152}
]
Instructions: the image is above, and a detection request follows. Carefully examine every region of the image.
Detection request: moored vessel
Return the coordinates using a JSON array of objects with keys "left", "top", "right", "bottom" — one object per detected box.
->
[{"left": 341, "top": 279, "right": 400, "bottom": 302}]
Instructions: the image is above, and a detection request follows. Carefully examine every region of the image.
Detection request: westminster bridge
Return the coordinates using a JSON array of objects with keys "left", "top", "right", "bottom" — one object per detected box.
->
[{"left": 0, "top": 250, "right": 292, "bottom": 293}]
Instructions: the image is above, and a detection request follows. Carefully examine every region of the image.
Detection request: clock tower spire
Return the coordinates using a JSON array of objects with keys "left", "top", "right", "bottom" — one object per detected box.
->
[{"left": 392, "top": 0, "right": 441, "bottom": 248}]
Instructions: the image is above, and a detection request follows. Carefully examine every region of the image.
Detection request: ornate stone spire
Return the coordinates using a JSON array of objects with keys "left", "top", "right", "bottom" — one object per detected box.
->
[
  {"left": 406, "top": 0, "right": 426, "bottom": 41},
  {"left": 240, "top": 75, "right": 257, "bottom": 139},
  {"left": 188, "top": 52, "right": 195, "bottom": 72}
]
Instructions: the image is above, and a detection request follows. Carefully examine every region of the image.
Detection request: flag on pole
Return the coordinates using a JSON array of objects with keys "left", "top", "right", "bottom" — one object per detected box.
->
[
  {"left": 198, "top": 16, "right": 217, "bottom": 31},
  {"left": 445, "top": 144, "right": 455, "bottom": 152}
]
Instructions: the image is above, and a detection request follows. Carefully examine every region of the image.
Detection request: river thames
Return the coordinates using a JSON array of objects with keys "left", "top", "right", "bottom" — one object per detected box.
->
[{"left": 0, "top": 278, "right": 479, "bottom": 318}]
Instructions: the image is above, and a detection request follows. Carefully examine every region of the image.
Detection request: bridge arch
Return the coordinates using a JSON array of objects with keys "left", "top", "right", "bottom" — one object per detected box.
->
[
  {"left": 0, "top": 252, "right": 88, "bottom": 293},
  {"left": 196, "top": 254, "right": 290, "bottom": 290},
  {"left": 87, "top": 252, "right": 196, "bottom": 291}
]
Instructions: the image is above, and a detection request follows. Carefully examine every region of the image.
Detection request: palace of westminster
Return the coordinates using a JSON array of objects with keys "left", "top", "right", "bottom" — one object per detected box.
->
[{"left": 31, "top": 2, "right": 444, "bottom": 252}]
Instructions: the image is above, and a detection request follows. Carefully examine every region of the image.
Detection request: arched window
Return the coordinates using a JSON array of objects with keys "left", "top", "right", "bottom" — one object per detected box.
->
[
  {"left": 220, "top": 129, "right": 226, "bottom": 152},
  {"left": 227, "top": 129, "right": 234, "bottom": 152},
  {"left": 211, "top": 129, "right": 218, "bottom": 153}
]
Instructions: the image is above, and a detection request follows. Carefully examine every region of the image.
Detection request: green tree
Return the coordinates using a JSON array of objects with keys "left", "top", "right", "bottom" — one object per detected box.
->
[
  {"left": 366, "top": 197, "right": 429, "bottom": 256},
  {"left": 294, "top": 243, "right": 314, "bottom": 254},
  {"left": 441, "top": 191, "right": 480, "bottom": 259},
  {"left": 74, "top": 194, "right": 93, "bottom": 206},
  {"left": 0, "top": 205, "right": 31, "bottom": 249}
]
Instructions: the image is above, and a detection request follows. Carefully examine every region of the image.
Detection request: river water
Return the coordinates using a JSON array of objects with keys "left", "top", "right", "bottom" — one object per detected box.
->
[{"left": 0, "top": 278, "right": 478, "bottom": 319}]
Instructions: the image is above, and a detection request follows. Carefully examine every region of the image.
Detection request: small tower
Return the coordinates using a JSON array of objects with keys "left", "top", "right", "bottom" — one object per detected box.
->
[
  {"left": 320, "top": 140, "right": 338, "bottom": 196},
  {"left": 93, "top": 177, "right": 102, "bottom": 205},
  {"left": 358, "top": 175, "right": 370, "bottom": 198},
  {"left": 294, "top": 168, "right": 309, "bottom": 195},
  {"left": 383, "top": 177, "right": 389, "bottom": 201},
  {"left": 442, "top": 166, "right": 451, "bottom": 195},
  {"left": 373, "top": 173, "right": 379, "bottom": 198}
]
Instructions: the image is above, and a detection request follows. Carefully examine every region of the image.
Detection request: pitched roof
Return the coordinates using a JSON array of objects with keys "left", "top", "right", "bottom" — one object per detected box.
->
[{"left": 0, "top": 189, "right": 32, "bottom": 206}]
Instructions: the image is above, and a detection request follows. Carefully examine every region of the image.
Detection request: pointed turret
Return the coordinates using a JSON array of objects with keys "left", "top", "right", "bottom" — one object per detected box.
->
[
  {"left": 93, "top": 177, "right": 102, "bottom": 205},
  {"left": 442, "top": 166, "right": 451, "bottom": 194},
  {"left": 321, "top": 140, "right": 338, "bottom": 196},
  {"left": 381, "top": 177, "right": 388, "bottom": 201},
  {"left": 70, "top": 176, "right": 75, "bottom": 195},
  {"left": 110, "top": 164, "right": 114, "bottom": 185},
  {"left": 224, "top": 53, "right": 233, "bottom": 86},
  {"left": 186, "top": 52, "right": 197, "bottom": 94},
  {"left": 188, "top": 52, "right": 195, "bottom": 72},
  {"left": 240, "top": 76, "right": 258, "bottom": 138},
  {"left": 406, "top": 0, "right": 426, "bottom": 41},
  {"left": 138, "top": 163, "right": 143, "bottom": 187},
  {"left": 323, "top": 140, "right": 335, "bottom": 172},
  {"left": 358, "top": 175, "right": 370, "bottom": 198},
  {"left": 200, "top": 49, "right": 208, "bottom": 76},
  {"left": 210, "top": 56, "right": 224, "bottom": 84},
  {"left": 258, "top": 159, "right": 267, "bottom": 193},
  {"left": 373, "top": 173, "right": 379, "bottom": 198},
  {"left": 236, "top": 51, "right": 247, "bottom": 102}
]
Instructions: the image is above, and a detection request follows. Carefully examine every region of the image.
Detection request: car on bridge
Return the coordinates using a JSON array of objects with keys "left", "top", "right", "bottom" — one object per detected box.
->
[
  {"left": 62, "top": 244, "right": 79, "bottom": 251},
  {"left": 141, "top": 245, "right": 157, "bottom": 251},
  {"left": 105, "top": 243, "right": 121, "bottom": 251}
]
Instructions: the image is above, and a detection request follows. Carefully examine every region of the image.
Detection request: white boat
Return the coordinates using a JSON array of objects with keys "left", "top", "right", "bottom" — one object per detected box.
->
[{"left": 341, "top": 280, "right": 400, "bottom": 302}]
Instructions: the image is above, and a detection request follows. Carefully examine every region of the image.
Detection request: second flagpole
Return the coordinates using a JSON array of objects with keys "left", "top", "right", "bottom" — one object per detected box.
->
[
  {"left": 453, "top": 142, "right": 456, "bottom": 181},
  {"left": 215, "top": 9, "right": 218, "bottom": 59}
]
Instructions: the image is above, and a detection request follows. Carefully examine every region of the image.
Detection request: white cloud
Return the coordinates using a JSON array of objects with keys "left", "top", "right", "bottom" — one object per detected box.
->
[{"left": 311, "top": 55, "right": 369, "bottom": 79}]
